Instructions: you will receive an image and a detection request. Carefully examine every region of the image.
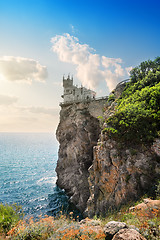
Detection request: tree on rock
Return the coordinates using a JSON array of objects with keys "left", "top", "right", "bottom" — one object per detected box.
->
[{"left": 105, "top": 57, "right": 160, "bottom": 143}]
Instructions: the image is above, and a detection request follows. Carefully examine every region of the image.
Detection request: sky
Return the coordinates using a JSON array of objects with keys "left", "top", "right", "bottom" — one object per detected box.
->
[{"left": 0, "top": 0, "right": 160, "bottom": 133}]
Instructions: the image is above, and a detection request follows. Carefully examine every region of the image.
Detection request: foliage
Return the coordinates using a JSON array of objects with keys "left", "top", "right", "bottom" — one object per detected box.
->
[
  {"left": 7, "top": 214, "right": 106, "bottom": 240},
  {"left": 105, "top": 57, "right": 160, "bottom": 143},
  {"left": 4, "top": 200, "right": 160, "bottom": 240},
  {"left": 51, "top": 223, "right": 106, "bottom": 240},
  {"left": 107, "top": 93, "right": 115, "bottom": 102},
  {"left": 130, "top": 57, "right": 160, "bottom": 83},
  {"left": 7, "top": 216, "right": 55, "bottom": 240},
  {"left": 0, "top": 203, "right": 23, "bottom": 234},
  {"left": 135, "top": 208, "right": 160, "bottom": 240}
]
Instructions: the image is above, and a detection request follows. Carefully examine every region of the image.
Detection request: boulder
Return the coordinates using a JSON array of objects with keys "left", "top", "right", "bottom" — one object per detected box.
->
[
  {"left": 112, "top": 228, "right": 147, "bottom": 240},
  {"left": 129, "top": 198, "right": 160, "bottom": 213},
  {"left": 104, "top": 221, "right": 127, "bottom": 240},
  {"left": 144, "top": 198, "right": 160, "bottom": 208},
  {"left": 129, "top": 202, "right": 148, "bottom": 212}
]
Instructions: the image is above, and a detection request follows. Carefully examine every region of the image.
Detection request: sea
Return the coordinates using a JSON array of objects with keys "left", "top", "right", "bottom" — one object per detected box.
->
[{"left": 0, "top": 132, "right": 72, "bottom": 218}]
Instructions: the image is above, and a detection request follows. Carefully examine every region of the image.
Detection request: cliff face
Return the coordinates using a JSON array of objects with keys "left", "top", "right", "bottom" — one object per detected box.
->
[
  {"left": 85, "top": 85, "right": 160, "bottom": 217},
  {"left": 56, "top": 100, "right": 107, "bottom": 213},
  {"left": 86, "top": 137, "right": 160, "bottom": 217},
  {"left": 56, "top": 86, "right": 160, "bottom": 217}
]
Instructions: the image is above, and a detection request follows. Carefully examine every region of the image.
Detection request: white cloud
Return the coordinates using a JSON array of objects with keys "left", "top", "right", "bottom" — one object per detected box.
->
[
  {"left": 0, "top": 56, "right": 48, "bottom": 83},
  {"left": 51, "top": 33, "right": 91, "bottom": 64},
  {"left": 0, "top": 94, "right": 18, "bottom": 105},
  {"left": 0, "top": 104, "right": 59, "bottom": 132},
  {"left": 19, "top": 106, "right": 59, "bottom": 116},
  {"left": 101, "top": 57, "right": 123, "bottom": 68},
  {"left": 125, "top": 66, "right": 133, "bottom": 76},
  {"left": 51, "top": 33, "right": 131, "bottom": 91},
  {"left": 102, "top": 56, "right": 125, "bottom": 90},
  {"left": 27, "top": 106, "right": 59, "bottom": 116},
  {"left": 53, "top": 81, "right": 62, "bottom": 86}
]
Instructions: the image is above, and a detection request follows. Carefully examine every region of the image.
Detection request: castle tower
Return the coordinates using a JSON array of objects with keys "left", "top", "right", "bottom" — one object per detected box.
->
[
  {"left": 63, "top": 75, "right": 73, "bottom": 88},
  {"left": 61, "top": 75, "right": 75, "bottom": 102},
  {"left": 61, "top": 75, "right": 96, "bottom": 103}
]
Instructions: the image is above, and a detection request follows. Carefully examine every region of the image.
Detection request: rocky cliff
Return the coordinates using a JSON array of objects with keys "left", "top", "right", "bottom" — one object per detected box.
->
[
  {"left": 56, "top": 99, "right": 107, "bottom": 213},
  {"left": 56, "top": 86, "right": 160, "bottom": 217},
  {"left": 86, "top": 136, "right": 160, "bottom": 217},
  {"left": 85, "top": 84, "right": 160, "bottom": 217}
]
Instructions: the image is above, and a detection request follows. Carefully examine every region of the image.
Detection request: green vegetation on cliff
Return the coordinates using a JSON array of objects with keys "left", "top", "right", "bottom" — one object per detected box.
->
[{"left": 105, "top": 57, "right": 160, "bottom": 143}]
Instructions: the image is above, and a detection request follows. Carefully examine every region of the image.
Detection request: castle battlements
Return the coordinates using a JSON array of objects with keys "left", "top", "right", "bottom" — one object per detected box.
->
[{"left": 61, "top": 75, "right": 96, "bottom": 105}]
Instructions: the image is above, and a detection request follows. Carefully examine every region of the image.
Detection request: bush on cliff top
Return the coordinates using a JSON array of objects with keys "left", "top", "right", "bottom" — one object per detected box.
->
[{"left": 105, "top": 57, "right": 160, "bottom": 143}]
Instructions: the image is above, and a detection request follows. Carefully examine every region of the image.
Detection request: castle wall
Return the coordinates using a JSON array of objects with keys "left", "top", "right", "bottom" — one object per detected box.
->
[{"left": 62, "top": 77, "right": 95, "bottom": 103}]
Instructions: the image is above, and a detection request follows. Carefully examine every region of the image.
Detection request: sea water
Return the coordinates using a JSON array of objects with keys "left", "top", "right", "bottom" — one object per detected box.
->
[{"left": 0, "top": 132, "right": 69, "bottom": 217}]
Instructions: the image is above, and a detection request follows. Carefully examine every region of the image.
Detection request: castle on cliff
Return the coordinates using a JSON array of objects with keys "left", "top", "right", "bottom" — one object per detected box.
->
[{"left": 61, "top": 75, "right": 96, "bottom": 103}]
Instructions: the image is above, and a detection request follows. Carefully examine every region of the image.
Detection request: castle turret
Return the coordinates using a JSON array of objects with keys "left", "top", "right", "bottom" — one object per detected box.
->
[
  {"left": 63, "top": 75, "right": 73, "bottom": 88},
  {"left": 61, "top": 75, "right": 96, "bottom": 104}
]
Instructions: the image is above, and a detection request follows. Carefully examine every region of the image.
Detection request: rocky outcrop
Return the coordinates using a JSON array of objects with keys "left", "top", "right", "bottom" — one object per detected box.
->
[
  {"left": 56, "top": 99, "right": 107, "bottom": 213},
  {"left": 56, "top": 82, "right": 160, "bottom": 217},
  {"left": 129, "top": 198, "right": 160, "bottom": 213},
  {"left": 85, "top": 84, "right": 160, "bottom": 217},
  {"left": 86, "top": 132, "right": 160, "bottom": 217}
]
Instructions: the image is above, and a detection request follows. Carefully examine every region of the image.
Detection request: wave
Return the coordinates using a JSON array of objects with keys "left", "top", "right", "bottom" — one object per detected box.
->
[{"left": 36, "top": 176, "right": 57, "bottom": 185}]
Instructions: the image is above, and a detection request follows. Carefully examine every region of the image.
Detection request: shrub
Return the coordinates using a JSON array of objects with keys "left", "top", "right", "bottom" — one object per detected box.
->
[
  {"left": 7, "top": 216, "right": 55, "bottom": 240},
  {"left": 7, "top": 214, "right": 106, "bottom": 240},
  {"left": 0, "top": 203, "right": 23, "bottom": 234}
]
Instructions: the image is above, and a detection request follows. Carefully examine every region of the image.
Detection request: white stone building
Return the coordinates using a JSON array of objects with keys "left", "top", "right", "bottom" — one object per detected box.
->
[{"left": 61, "top": 76, "right": 96, "bottom": 103}]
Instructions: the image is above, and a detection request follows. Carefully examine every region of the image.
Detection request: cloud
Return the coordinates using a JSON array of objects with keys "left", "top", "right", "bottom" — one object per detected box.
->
[
  {"left": 0, "top": 94, "right": 18, "bottom": 105},
  {"left": 20, "top": 106, "right": 59, "bottom": 116},
  {"left": 53, "top": 81, "right": 62, "bottom": 86},
  {"left": 0, "top": 56, "right": 48, "bottom": 83},
  {"left": 51, "top": 33, "right": 131, "bottom": 91},
  {"left": 125, "top": 66, "right": 133, "bottom": 76},
  {"left": 102, "top": 56, "right": 125, "bottom": 90},
  {"left": 101, "top": 57, "right": 123, "bottom": 68},
  {"left": 0, "top": 104, "right": 59, "bottom": 132}
]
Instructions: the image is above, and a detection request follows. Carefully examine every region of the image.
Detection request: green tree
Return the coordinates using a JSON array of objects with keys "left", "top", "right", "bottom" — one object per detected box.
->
[{"left": 105, "top": 57, "right": 160, "bottom": 143}]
